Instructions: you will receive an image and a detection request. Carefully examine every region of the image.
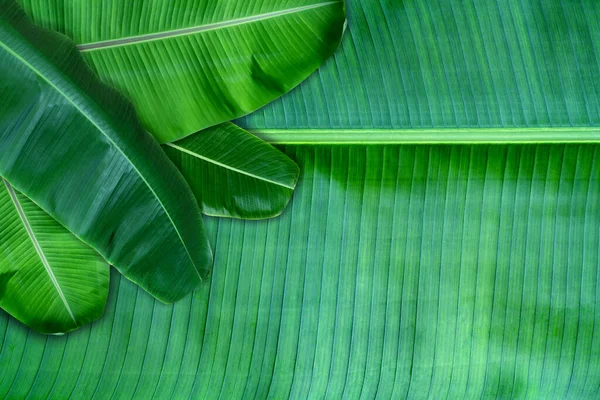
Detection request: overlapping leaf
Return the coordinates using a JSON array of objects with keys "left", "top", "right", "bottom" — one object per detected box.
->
[
  {"left": 164, "top": 123, "right": 299, "bottom": 219},
  {"left": 0, "top": 2, "right": 212, "bottom": 303},
  {"left": 18, "top": 0, "right": 331, "bottom": 218},
  {"left": 2, "top": 0, "right": 600, "bottom": 398},
  {"left": 19, "top": 0, "right": 347, "bottom": 143},
  {"left": 0, "top": 180, "right": 108, "bottom": 334}
]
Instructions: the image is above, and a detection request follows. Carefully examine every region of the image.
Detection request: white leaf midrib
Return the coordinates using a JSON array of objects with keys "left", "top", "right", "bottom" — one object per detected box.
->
[
  {"left": 3, "top": 179, "right": 76, "bottom": 324},
  {"left": 77, "top": 2, "right": 339, "bottom": 52},
  {"left": 165, "top": 143, "right": 295, "bottom": 189}
]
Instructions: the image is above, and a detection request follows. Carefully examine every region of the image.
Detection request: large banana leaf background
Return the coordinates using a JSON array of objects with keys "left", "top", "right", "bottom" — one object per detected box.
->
[{"left": 2, "top": 0, "right": 600, "bottom": 398}]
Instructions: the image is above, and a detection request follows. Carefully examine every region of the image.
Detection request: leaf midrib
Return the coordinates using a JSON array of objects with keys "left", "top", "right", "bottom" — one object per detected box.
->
[
  {"left": 250, "top": 127, "right": 600, "bottom": 144},
  {"left": 0, "top": 37, "right": 201, "bottom": 279},
  {"left": 165, "top": 143, "right": 295, "bottom": 189},
  {"left": 2, "top": 179, "right": 76, "bottom": 324},
  {"left": 76, "top": 2, "right": 339, "bottom": 52}
]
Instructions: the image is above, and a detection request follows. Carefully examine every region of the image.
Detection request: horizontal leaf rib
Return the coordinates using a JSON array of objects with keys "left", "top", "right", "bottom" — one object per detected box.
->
[{"left": 252, "top": 127, "right": 600, "bottom": 144}]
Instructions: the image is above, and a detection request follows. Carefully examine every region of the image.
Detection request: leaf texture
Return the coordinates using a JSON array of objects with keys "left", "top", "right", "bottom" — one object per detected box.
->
[
  {"left": 1, "top": 0, "right": 600, "bottom": 398},
  {"left": 1, "top": 144, "right": 599, "bottom": 398},
  {"left": 0, "top": 2, "right": 212, "bottom": 303},
  {"left": 18, "top": 0, "right": 347, "bottom": 142},
  {"left": 0, "top": 180, "right": 109, "bottom": 334},
  {"left": 164, "top": 123, "right": 299, "bottom": 219},
  {"left": 237, "top": 0, "right": 600, "bottom": 131}
]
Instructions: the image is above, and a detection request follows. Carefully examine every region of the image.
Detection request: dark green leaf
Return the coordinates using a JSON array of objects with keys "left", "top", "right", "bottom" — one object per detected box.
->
[
  {"left": 0, "top": 2, "right": 212, "bottom": 303},
  {"left": 164, "top": 123, "right": 299, "bottom": 219}
]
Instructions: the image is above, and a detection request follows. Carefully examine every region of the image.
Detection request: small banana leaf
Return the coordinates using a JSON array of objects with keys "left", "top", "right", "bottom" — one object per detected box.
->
[
  {"left": 164, "top": 123, "right": 299, "bottom": 219},
  {"left": 0, "top": 180, "right": 108, "bottom": 334}
]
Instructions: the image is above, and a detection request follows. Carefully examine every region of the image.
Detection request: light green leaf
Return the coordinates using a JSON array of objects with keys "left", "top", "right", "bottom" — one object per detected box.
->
[
  {"left": 0, "top": 180, "right": 109, "bottom": 334},
  {"left": 237, "top": 0, "right": 600, "bottom": 131},
  {"left": 0, "top": 2, "right": 212, "bottom": 303},
  {"left": 18, "top": 0, "right": 347, "bottom": 143},
  {"left": 164, "top": 123, "right": 299, "bottom": 219}
]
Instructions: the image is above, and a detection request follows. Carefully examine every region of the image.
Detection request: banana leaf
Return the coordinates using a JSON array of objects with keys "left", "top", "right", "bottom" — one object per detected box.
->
[
  {"left": 18, "top": 0, "right": 322, "bottom": 219},
  {"left": 18, "top": 0, "right": 347, "bottom": 143},
  {"left": 0, "top": 1, "right": 212, "bottom": 303},
  {"left": 2, "top": 0, "right": 600, "bottom": 398},
  {"left": 0, "top": 180, "right": 109, "bottom": 334},
  {"left": 238, "top": 0, "right": 600, "bottom": 131},
  {"left": 1, "top": 144, "right": 599, "bottom": 398},
  {"left": 164, "top": 123, "right": 299, "bottom": 219}
]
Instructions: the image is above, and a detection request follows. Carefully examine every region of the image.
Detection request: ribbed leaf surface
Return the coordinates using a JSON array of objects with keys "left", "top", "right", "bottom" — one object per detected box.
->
[
  {"left": 0, "top": 2, "right": 212, "bottom": 303},
  {"left": 18, "top": 0, "right": 346, "bottom": 142},
  {"left": 2, "top": 0, "right": 600, "bottom": 398},
  {"left": 238, "top": 0, "right": 600, "bottom": 131},
  {"left": 1, "top": 144, "right": 599, "bottom": 398},
  {"left": 0, "top": 180, "right": 108, "bottom": 334},
  {"left": 164, "top": 123, "right": 299, "bottom": 219}
]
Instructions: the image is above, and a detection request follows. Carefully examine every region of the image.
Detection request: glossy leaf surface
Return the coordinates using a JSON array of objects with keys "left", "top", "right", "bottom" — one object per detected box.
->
[
  {"left": 0, "top": 180, "right": 109, "bottom": 334},
  {"left": 19, "top": 0, "right": 347, "bottom": 142},
  {"left": 0, "top": 2, "right": 212, "bottom": 303},
  {"left": 164, "top": 123, "right": 299, "bottom": 219}
]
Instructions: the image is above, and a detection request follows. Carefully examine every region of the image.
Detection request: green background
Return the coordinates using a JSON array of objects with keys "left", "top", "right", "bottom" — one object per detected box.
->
[{"left": 2, "top": 0, "right": 600, "bottom": 398}]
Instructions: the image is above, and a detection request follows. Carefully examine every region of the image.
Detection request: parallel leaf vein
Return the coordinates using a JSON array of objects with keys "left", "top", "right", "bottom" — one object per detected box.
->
[
  {"left": 2, "top": 179, "right": 76, "bottom": 323},
  {"left": 77, "top": 2, "right": 339, "bottom": 52},
  {"left": 165, "top": 143, "right": 294, "bottom": 189}
]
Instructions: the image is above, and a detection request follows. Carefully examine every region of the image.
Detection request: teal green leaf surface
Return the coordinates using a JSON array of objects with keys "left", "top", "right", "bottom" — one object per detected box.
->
[
  {"left": 2, "top": 0, "right": 600, "bottom": 398},
  {"left": 18, "top": 0, "right": 347, "bottom": 142},
  {"left": 0, "top": 2, "right": 212, "bottom": 303},
  {"left": 238, "top": 0, "right": 600, "bottom": 131},
  {"left": 0, "top": 180, "right": 109, "bottom": 334},
  {"left": 164, "top": 123, "right": 299, "bottom": 219},
  {"left": 1, "top": 144, "right": 600, "bottom": 398}
]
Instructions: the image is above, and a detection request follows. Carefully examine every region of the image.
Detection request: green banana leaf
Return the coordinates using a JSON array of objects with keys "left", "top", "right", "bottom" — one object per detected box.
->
[
  {"left": 0, "top": 2, "right": 212, "bottom": 303},
  {"left": 18, "top": 0, "right": 318, "bottom": 220},
  {"left": 164, "top": 123, "right": 300, "bottom": 219},
  {"left": 238, "top": 0, "right": 600, "bottom": 131},
  {"left": 18, "top": 0, "right": 347, "bottom": 143},
  {"left": 2, "top": 0, "right": 600, "bottom": 398},
  {"left": 1, "top": 144, "right": 599, "bottom": 398},
  {"left": 0, "top": 180, "right": 109, "bottom": 334}
]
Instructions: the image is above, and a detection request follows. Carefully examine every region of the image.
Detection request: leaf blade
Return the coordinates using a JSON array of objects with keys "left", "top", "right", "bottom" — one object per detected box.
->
[
  {"left": 1, "top": 143, "right": 598, "bottom": 397},
  {"left": 164, "top": 123, "right": 299, "bottom": 219},
  {"left": 0, "top": 2, "right": 212, "bottom": 303},
  {"left": 0, "top": 180, "right": 109, "bottom": 334}
]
